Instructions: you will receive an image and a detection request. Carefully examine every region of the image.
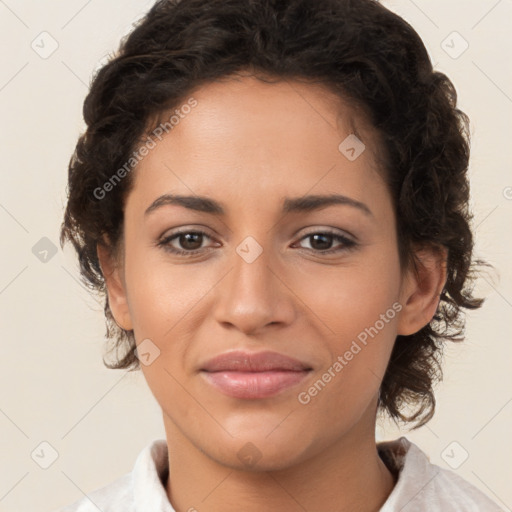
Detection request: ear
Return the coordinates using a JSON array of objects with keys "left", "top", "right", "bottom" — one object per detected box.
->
[
  {"left": 397, "top": 245, "right": 447, "bottom": 336},
  {"left": 96, "top": 236, "right": 133, "bottom": 331}
]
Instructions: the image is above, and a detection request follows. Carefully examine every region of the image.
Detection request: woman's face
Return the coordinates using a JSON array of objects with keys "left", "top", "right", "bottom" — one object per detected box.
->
[{"left": 106, "top": 75, "right": 420, "bottom": 470}]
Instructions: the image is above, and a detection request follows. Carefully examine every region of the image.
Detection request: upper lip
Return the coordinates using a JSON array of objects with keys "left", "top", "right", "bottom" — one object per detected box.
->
[{"left": 200, "top": 350, "right": 313, "bottom": 372}]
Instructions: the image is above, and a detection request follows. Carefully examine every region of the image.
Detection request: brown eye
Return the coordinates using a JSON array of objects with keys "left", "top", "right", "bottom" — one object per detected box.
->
[
  {"left": 176, "top": 232, "right": 204, "bottom": 251},
  {"left": 296, "top": 231, "right": 357, "bottom": 254},
  {"left": 157, "top": 230, "right": 215, "bottom": 256},
  {"left": 308, "top": 233, "right": 335, "bottom": 251}
]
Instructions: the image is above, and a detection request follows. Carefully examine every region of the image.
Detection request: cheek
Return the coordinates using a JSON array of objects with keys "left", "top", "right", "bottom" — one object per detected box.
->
[
  {"left": 302, "top": 252, "right": 402, "bottom": 343},
  {"left": 297, "top": 284, "right": 400, "bottom": 426},
  {"left": 294, "top": 254, "right": 401, "bottom": 411},
  {"left": 123, "top": 243, "right": 208, "bottom": 339}
]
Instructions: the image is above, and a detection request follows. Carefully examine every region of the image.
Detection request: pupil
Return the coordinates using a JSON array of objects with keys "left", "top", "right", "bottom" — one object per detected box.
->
[
  {"left": 181, "top": 233, "right": 202, "bottom": 250},
  {"left": 311, "top": 234, "right": 332, "bottom": 250}
]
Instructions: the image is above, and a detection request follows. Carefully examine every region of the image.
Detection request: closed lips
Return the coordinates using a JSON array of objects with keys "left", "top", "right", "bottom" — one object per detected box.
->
[
  {"left": 199, "top": 350, "right": 313, "bottom": 400},
  {"left": 200, "top": 350, "right": 313, "bottom": 372}
]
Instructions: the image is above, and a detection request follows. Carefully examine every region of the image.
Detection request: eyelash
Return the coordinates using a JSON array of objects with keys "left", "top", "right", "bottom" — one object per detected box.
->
[{"left": 156, "top": 229, "right": 357, "bottom": 257}]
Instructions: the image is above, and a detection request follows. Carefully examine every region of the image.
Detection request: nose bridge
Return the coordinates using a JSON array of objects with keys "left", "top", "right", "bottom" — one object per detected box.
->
[
  {"left": 229, "top": 236, "right": 276, "bottom": 308},
  {"left": 213, "top": 235, "right": 294, "bottom": 333},
  {"left": 235, "top": 235, "right": 274, "bottom": 294}
]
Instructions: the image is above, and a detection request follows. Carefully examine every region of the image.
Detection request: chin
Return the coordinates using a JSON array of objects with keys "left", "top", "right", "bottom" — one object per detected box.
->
[{"left": 201, "top": 429, "right": 319, "bottom": 473}]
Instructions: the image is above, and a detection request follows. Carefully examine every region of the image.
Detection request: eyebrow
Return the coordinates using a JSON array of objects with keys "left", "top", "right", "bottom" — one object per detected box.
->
[{"left": 144, "top": 193, "right": 373, "bottom": 218}]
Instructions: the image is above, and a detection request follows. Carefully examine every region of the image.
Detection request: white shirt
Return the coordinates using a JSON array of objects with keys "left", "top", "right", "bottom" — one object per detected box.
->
[{"left": 55, "top": 437, "right": 503, "bottom": 511}]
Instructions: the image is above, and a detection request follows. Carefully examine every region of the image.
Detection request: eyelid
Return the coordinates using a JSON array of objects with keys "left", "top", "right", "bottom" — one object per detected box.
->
[
  {"left": 296, "top": 226, "right": 356, "bottom": 241},
  {"left": 158, "top": 224, "right": 217, "bottom": 242}
]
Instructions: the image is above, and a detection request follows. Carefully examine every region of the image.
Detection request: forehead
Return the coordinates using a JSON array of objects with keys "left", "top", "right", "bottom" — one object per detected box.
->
[
  {"left": 128, "top": 75, "right": 387, "bottom": 215},
  {"left": 151, "top": 74, "right": 370, "bottom": 152}
]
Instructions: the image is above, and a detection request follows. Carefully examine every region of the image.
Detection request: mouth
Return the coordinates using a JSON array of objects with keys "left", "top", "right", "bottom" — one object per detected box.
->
[{"left": 199, "top": 350, "right": 313, "bottom": 400}]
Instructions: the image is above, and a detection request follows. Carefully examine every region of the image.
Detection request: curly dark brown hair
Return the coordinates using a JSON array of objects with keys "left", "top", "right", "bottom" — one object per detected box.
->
[{"left": 60, "top": 0, "right": 488, "bottom": 428}]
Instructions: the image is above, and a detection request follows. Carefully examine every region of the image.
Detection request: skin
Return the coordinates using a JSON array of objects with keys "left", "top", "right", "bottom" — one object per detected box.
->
[{"left": 98, "top": 73, "right": 447, "bottom": 512}]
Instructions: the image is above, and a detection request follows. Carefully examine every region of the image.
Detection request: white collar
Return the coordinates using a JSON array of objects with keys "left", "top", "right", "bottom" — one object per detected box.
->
[{"left": 74, "top": 436, "right": 500, "bottom": 511}]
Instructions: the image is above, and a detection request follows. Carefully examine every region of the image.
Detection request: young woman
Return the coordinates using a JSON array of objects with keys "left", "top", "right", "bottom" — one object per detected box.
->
[{"left": 57, "top": 0, "right": 501, "bottom": 510}]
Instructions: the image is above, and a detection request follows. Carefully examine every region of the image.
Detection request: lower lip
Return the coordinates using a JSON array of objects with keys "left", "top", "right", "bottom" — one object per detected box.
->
[{"left": 201, "top": 370, "right": 311, "bottom": 399}]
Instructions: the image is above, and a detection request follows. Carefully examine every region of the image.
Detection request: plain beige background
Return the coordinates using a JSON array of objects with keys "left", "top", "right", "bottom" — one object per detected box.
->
[{"left": 0, "top": 1, "right": 511, "bottom": 511}]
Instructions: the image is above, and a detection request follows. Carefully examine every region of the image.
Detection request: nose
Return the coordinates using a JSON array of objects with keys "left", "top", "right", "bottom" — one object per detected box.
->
[{"left": 213, "top": 242, "right": 296, "bottom": 336}]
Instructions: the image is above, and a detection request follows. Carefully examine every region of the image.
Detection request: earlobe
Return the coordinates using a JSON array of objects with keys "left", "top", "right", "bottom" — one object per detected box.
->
[
  {"left": 397, "top": 246, "right": 447, "bottom": 336},
  {"left": 96, "top": 238, "right": 133, "bottom": 331}
]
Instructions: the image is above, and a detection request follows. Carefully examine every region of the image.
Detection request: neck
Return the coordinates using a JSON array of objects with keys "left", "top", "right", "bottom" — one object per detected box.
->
[{"left": 163, "top": 407, "right": 396, "bottom": 512}]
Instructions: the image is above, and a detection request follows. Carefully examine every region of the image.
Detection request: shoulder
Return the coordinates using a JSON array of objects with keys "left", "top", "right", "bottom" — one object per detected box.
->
[
  {"left": 378, "top": 437, "right": 503, "bottom": 512},
  {"left": 51, "top": 439, "right": 170, "bottom": 512}
]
